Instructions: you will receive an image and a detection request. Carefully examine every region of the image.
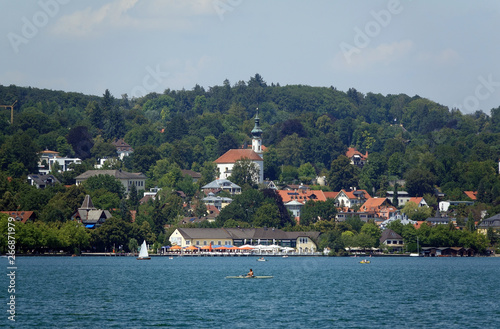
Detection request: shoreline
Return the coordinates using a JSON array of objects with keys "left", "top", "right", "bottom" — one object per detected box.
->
[{"left": 5, "top": 252, "right": 497, "bottom": 257}]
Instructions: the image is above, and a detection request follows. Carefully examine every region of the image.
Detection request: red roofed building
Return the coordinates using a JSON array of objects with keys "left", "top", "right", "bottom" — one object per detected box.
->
[
  {"left": 215, "top": 149, "right": 263, "bottom": 183},
  {"left": 323, "top": 191, "right": 339, "bottom": 200},
  {"left": 277, "top": 189, "right": 328, "bottom": 204},
  {"left": 112, "top": 139, "right": 133, "bottom": 160},
  {"left": 346, "top": 147, "right": 368, "bottom": 167},
  {"left": 214, "top": 109, "right": 264, "bottom": 184},
  {"left": 408, "top": 197, "right": 428, "bottom": 207},
  {"left": 359, "top": 197, "right": 397, "bottom": 219},
  {"left": 1, "top": 211, "right": 36, "bottom": 223},
  {"left": 335, "top": 189, "right": 371, "bottom": 209}
]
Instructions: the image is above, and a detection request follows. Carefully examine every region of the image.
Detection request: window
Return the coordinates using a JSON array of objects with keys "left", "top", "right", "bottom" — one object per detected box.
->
[
  {"left": 218, "top": 241, "right": 221, "bottom": 245},
  {"left": 186, "top": 240, "right": 190, "bottom": 245},
  {"left": 196, "top": 241, "right": 200, "bottom": 245},
  {"left": 204, "top": 241, "right": 207, "bottom": 246}
]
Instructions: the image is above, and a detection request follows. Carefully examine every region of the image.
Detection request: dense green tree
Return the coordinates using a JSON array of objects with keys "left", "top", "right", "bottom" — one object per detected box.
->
[
  {"left": 328, "top": 155, "right": 358, "bottom": 191},
  {"left": 217, "top": 132, "right": 238, "bottom": 156},
  {"left": 83, "top": 174, "right": 125, "bottom": 199},
  {"left": 402, "top": 201, "right": 433, "bottom": 221},
  {"left": 229, "top": 158, "right": 260, "bottom": 188},
  {"left": 199, "top": 161, "right": 218, "bottom": 187},
  {"left": 67, "top": 126, "right": 94, "bottom": 159},
  {"left": 280, "top": 165, "right": 299, "bottom": 184},
  {"left": 86, "top": 101, "right": 103, "bottom": 130},
  {"left": 252, "top": 203, "right": 281, "bottom": 228},
  {"left": 0, "top": 132, "right": 39, "bottom": 174},
  {"left": 127, "top": 145, "right": 160, "bottom": 174},
  {"left": 404, "top": 168, "right": 436, "bottom": 197},
  {"left": 360, "top": 222, "right": 381, "bottom": 247},
  {"left": 298, "top": 163, "right": 316, "bottom": 184},
  {"left": 300, "top": 199, "right": 337, "bottom": 226}
]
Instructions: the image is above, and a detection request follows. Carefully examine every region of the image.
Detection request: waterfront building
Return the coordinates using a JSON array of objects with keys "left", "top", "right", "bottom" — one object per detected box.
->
[
  {"left": 169, "top": 227, "right": 320, "bottom": 253},
  {"left": 477, "top": 213, "right": 500, "bottom": 235},
  {"left": 71, "top": 195, "right": 112, "bottom": 228},
  {"left": 379, "top": 229, "right": 404, "bottom": 252}
]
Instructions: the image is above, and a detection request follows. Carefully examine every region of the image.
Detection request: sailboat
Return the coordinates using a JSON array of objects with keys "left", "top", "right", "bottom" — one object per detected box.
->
[{"left": 137, "top": 240, "right": 151, "bottom": 260}]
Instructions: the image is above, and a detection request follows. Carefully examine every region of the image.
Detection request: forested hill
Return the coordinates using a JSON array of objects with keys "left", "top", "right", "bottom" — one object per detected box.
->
[{"left": 1, "top": 73, "right": 500, "bottom": 202}]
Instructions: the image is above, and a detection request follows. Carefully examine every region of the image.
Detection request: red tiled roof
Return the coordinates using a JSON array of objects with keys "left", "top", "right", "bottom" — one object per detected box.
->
[
  {"left": 215, "top": 149, "right": 263, "bottom": 163},
  {"left": 359, "top": 198, "right": 389, "bottom": 212},
  {"left": 408, "top": 197, "right": 424, "bottom": 205},
  {"left": 413, "top": 221, "right": 425, "bottom": 229},
  {"left": 1, "top": 211, "right": 36, "bottom": 224},
  {"left": 340, "top": 189, "right": 371, "bottom": 199},
  {"left": 277, "top": 189, "right": 327, "bottom": 203},
  {"left": 346, "top": 147, "right": 368, "bottom": 160},
  {"left": 464, "top": 191, "right": 477, "bottom": 200},
  {"left": 112, "top": 138, "right": 133, "bottom": 151},
  {"left": 323, "top": 191, "right": 339, "bottom": 199}
]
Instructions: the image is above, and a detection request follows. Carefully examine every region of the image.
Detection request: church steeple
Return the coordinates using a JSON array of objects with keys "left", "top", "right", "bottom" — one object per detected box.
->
[{"left": 251, "top": 108, "right": 263, "bottom": 157}]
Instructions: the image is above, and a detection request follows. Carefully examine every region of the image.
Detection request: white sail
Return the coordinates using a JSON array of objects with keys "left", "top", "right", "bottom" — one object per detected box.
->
[{"left": 138, "top": 240, "right": 149, "bottom": 258}]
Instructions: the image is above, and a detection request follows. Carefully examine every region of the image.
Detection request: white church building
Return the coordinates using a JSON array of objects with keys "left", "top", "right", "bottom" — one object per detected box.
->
[{"left": 214, "top": 109, "right": 264, "bottom": 184}]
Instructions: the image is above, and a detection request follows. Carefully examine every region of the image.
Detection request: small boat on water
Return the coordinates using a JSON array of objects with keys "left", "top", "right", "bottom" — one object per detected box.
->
[
  {"left": 359, "top": 260, "right": 370, "bottom": 264},
  {"left": 225, "top": 276, "right": 273, "bottom": 279},
  {"left": 282, "top": 255, "right": 288, "bottom": 258},
  {"left": 137, "top": 240, "right": 151, "bottom": 260},
  {"left": 257, "top": 257, "right": 267, "bottom": 262}
]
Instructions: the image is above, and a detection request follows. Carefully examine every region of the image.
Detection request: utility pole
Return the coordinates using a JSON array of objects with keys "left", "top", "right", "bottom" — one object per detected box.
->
[{"left": 0, "top": 100, "right": 17, "bottom": 124}]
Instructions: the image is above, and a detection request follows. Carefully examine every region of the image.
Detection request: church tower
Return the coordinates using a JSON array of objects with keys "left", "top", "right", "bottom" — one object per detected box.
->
[{"left": 251, "top": 108, "right": 263, "bottom": 158}]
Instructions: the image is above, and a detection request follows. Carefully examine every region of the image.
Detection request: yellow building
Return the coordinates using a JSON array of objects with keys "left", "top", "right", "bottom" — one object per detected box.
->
[
  {"left": 169, "top": 228, "right": 319, "bottom": 252},
  {"left": 477, "top": 214, "right": 500, "bottom": 235}
]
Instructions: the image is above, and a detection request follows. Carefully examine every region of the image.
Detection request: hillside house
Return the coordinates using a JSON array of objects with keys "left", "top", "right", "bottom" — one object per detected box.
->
[
  {"left": 75, "top": 169, "right": 146, "bottom": 195},
  {"left": 346, "top": 147, "right": 368, "bottom": 167}
]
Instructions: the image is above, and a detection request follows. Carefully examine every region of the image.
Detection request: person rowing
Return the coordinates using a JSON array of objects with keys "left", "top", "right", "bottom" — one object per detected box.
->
[{"left": 246, "top": 268, "right": 254, "bottom": 278}]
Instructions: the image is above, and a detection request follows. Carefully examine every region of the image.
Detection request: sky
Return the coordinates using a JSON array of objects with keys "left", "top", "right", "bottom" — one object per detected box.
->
[{"left": 1, "top": 0, "right": 500, "bottom": 114}]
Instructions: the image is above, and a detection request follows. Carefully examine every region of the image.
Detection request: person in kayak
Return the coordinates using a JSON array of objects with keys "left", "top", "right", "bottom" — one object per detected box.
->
[{"left": 246, "top": 269, "right": 254, "bottom": 277}]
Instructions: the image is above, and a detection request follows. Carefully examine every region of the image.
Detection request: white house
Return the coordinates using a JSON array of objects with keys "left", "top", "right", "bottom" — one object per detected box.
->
[
  {"left": 75, "top": 170, "right": 146, "bottom": 194},
  {"left": 38, "top": 150, "right": 81, "bottom": 174}
]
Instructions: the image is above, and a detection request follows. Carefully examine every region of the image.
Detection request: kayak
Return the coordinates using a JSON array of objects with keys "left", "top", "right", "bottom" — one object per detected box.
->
[{"left": 225, "top": 275, "right": 273, "bottom": 279}]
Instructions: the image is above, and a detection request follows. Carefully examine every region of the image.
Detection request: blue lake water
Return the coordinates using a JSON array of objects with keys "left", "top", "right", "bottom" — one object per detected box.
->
[{"left": 3, "top": 256, "right": 500, "bottom": 328}]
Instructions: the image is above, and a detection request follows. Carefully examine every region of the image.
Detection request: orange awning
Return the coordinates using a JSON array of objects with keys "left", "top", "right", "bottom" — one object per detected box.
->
[{"left": 170, "top": 245, "right": 182, "bottom": 250}]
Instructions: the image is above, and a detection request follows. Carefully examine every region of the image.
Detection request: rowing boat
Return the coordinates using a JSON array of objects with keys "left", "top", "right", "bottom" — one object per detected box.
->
[{"left": 225, "top": 276, "right": 274, "bottom": 279}]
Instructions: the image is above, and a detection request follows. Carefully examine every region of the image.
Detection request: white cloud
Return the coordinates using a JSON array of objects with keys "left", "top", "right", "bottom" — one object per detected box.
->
[
  {"left": 51, "top": 0, "right": 138, "bottom": 37},
  {"left": 51, "top": 0, "right": 218, "bottom": 37},
  {"left": 332, "top": 39, "right": 414, "bottom": 71}
]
